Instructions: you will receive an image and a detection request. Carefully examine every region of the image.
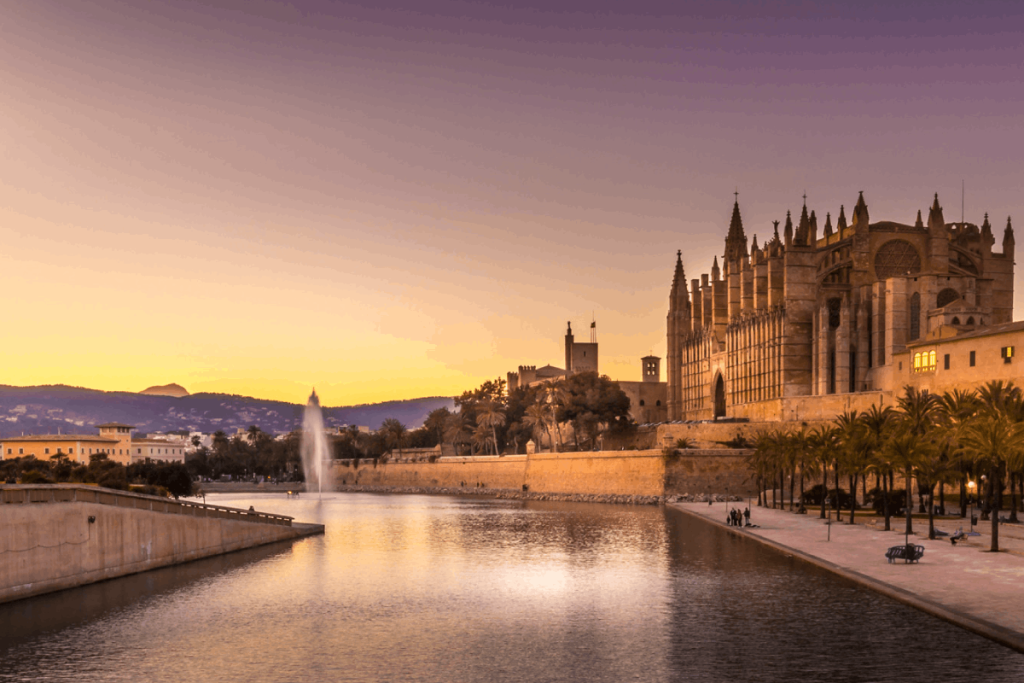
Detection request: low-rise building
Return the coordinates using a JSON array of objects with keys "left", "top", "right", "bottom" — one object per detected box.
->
[{"left": 2, "top": 422, "right": 184, "bottom": 466}]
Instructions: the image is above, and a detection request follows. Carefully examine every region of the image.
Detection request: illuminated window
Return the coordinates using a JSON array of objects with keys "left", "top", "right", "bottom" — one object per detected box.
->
[
  {"left": 912, "top": 350, "right": 937, "bottom": 373},
  {"left": 1002, "top": 346, "right": 1015, "bottom": 364}
]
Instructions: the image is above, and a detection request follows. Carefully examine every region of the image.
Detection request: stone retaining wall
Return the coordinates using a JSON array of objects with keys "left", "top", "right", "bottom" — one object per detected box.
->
[{"left": 333, "top": 448, "right": 756, "bottom": 498}]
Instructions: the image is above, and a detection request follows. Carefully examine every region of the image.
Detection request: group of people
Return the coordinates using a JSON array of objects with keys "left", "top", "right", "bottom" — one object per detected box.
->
[{"left": 727, "top": 507, "right": 750, "bottom": 527}]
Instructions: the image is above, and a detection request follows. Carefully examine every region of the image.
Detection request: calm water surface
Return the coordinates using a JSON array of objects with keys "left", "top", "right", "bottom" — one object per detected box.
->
[{"left": 2, "top": 493, "right": 1022, "bottom": 682}]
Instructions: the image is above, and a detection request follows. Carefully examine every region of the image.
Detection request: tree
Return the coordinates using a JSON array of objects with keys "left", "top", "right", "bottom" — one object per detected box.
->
[
  {"left": 444, "top": 412, "right": 471, "bottom": 456},
  {"left": 523, "top": 403, "right": 553, "bottom": 452},
  {"left": 860, "top": 404, "right": 896, "bottom": 530},
  {"left": 423, "top": 407, "right": 451, "bottom": 447},
  {"left": 477, "top": 403, "right": 507, "bottom": 455},
  {"left": 555, "top": 372, "right": 631, "bottom": 450},
  {"left": 959, "top": 415, "right": 1024, "bottom": 551},
  {"left": 894, "top": 386, "right": 938, "bottom": 535},
  {"left": 380, "top": 418, "right": 408, "bottom": 460}
]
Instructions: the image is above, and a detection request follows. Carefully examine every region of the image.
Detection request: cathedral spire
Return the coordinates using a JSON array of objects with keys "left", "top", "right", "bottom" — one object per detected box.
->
[
  {"left": 914, "top": 209, "right": 923, "bottom": 229},
  {"left": 783, "top": 211, "right": 793, "bottom": 247},
  {"left": 852, "top": 191, "right": 869, "bottom": 227},
  {"left": 927, "top": 192, "right": 945, "bottom": 233},
  {"left": 711, "top": 255, "right": 721, "bottom": 281},
  {"left": 1005, "top": 216, "right": 1015, "bottom": 252},
  {"left": 981, "top": 212, "right": 993, "bottom": 237},
  {"left": 725, "top": 198, "right": 748, "bottom": 262},
  {"left": 836, "top": 204, "right": 847, "bottom": 233},
  {"left": 809, "top": 209, "right": 818, "bottom": 245},
  {"left": 671, "top": 249, "right": 687, "bottom": 291},
  {"left": 823, "top": 212, "right": 833, "bottom": 237},
  {"left": 796, "top": 202, "right": 810, "bottom": 245}
]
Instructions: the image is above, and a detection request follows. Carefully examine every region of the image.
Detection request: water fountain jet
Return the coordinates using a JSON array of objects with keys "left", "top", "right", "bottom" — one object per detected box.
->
[{"left": 301, "top": 389, "right": 331, "bottom": 497}]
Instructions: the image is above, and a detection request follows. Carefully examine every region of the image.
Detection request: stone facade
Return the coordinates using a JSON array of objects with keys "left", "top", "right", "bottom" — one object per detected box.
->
[{"left": 667, "top": 193, "right": 1015, "bottom": 421}]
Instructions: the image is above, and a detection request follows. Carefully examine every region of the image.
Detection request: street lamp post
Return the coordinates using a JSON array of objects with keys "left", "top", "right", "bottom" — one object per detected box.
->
[
  {"left": 825, "top": 497, "right": 831, "bottom": 542},
  {"left": 968, "top": 479, "right": 977, "bottom": 532}
]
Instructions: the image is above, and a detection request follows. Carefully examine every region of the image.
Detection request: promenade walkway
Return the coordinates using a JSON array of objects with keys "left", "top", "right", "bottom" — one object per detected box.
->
[{"left": 671, "top": 501, "right": 1024, "bottom": 653}]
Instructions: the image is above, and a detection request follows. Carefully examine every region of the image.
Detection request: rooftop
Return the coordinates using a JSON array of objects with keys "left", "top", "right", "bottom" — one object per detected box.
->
[{"left": 1, "top": 435, "right": 119, "bottom": 443}]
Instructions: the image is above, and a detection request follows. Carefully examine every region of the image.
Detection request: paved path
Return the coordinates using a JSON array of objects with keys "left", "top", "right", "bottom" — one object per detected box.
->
[{"left": 672, "top": 501, "right": 1024, "bottom": 653}]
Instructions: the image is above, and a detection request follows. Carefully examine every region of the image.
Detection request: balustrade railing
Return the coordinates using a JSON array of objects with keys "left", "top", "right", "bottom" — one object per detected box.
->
[{"left": 0, "top": 484, "right": 292, "bottom": 526}]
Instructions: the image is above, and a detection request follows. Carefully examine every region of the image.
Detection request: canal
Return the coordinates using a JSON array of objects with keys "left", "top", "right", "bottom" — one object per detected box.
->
[{"left": 2, "top": 493, "right": 1021, "bottom": 682}]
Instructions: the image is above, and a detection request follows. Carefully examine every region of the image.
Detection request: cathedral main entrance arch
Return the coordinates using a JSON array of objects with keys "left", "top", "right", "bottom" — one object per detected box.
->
[{"left": 713, "top": 374, "right": 726, "bottom": 419}]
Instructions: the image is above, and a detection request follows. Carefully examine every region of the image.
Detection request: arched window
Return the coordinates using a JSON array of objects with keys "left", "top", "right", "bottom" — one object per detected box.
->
[
  {"left": 656, "top": 400, "right": 662, "bottom": 407},
  {"left": 909, "top": 293, "right": 921, "bottom": 340},
  {"left": 913, "top": 353, "right": 921, "bottom": 370},
  {"left": 639, "top": 400, "right": 645, "bottom": 406},
  {"left": 929, "top": 350, "right": 936, "bottom": 368},
  {"left": 967, "top": 316, "right": 975, "bottom": 325},
  {"left": 952, "top": 317, "right": 961, "bottom": 325},
  {"left": 937, "top": 288, "right": 960, "bottom": 308}
]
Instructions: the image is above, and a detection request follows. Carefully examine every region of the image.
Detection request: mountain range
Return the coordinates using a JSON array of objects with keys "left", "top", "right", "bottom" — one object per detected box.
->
[{"left": 0, "top": 385, "right": 453, "bottom": 437}]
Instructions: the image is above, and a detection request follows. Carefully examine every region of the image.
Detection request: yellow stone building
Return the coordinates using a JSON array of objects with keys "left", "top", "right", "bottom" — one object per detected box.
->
[{"left": 1, "top": 422, "right": 182, "bottom": 465}]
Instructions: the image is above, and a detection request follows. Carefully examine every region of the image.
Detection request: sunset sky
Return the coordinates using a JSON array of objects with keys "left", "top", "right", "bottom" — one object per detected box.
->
[{"left": 3, "top": 0, "right": 1023, "bottom": 406}]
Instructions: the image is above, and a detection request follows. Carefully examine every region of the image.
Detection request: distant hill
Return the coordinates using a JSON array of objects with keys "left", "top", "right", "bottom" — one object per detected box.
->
[
  {"left": 140, "top": 383, "right": 190, "bottom": 398},
  {"left": 0, "top": 385, "right": 454, "bottom": 438}
]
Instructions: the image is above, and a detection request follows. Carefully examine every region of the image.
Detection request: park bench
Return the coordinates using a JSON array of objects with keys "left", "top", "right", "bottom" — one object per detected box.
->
[{"left": 885, "top": 544, "right": 925, "bottom": 564}]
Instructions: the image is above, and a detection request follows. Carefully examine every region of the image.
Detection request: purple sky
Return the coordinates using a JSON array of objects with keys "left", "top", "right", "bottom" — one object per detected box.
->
[{"left": 2, "top": 0, "right": 1022, "bottom": 404}]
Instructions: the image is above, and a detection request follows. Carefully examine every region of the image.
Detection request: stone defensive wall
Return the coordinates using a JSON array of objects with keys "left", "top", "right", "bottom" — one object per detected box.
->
[
  {"left": 0, "top": 485, "right": 323, "bottom": 604},
  {"left": 334, "top": 448, "right": 758, "bottom": 499}
]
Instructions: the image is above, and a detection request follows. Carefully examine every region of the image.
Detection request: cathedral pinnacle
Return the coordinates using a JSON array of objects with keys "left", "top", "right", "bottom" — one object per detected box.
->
[
  {"left": 914, "top": 209, "right": 923, "bottom": 229},
  {"left": 824, "top": 212, "right": 833, "bottom": 237},
  {"left": 1005, "top": 216, "right": 1015, "bottom": 249},
  {"left": 783, "top": 211, "right": 794, "bottom": 246},
  {"left": 725, "top": 198, "right": 748, "bottom": 262},
  {"left": 982, "top": 213, "right": 993, "bottom": 240},
  {"left": 837, "top": 205, "right": 847, "bottom": 232},
  {"left": 927, "top": 192, "right": 945, "bottom": 232},
  {"left": 670, "top": 250, "right": 687, "bottom": 302},
  {"left": 852, "top": 191, "right": 869, "bottom": 227},
  {"left": 711, "top": 255, "right": 721, "bottom": 281}
]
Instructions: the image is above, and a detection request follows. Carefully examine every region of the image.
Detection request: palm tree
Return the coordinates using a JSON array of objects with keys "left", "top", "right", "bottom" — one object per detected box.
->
[
  {"left": 809, "top": 425, "right": 838, "bottom": 519},
  {"left": 959, "top": 415, "right": 1024, "bottom": 551},
  {"left": 477, "top": 402, "right": 507, "bottom": 456},
  {"left": 380, "top": 418, "right": 407, "bottom": 460},
  {"left": 860, "top": 404, "right": 895, "bottom": 529},
  {"left": 544, "top": 382, "right": 569, "bottom": 451},
  {"left": 896, "top": 386, "right": 938, "bottom": 524},
  {"left": 836, "top": 410, "right": 871, "bottom": 524},
  {"left": 936, "top": 388, "right": 980, "bottom": 518},
  {"left": 523, "top": 403, "right": 553, "bottom": 452},
  {"left": 444, "top": 412, "right": 471, "bottom": 456},
  {"left": 471, "top": 423, "right": 493, "bottom": 455}
]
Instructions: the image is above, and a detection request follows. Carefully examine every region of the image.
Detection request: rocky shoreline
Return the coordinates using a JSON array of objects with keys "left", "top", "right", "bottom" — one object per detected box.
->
[{"left": 331, "top": 484, "right": 746, "bottom": 506}]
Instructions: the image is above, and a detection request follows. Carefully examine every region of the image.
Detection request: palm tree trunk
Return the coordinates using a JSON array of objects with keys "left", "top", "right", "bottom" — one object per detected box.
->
[
  {"left": 849, "top": 474, "right": 857, "bottom": 524},
  {"left": 905, "top": 471, "right": 913, "bottom": 536},
  {"left": 799, "top": 468, "right": 805, "bottom": 509},
  {"left": 960, "top": 476, "right": 968, "bottom": 518},
  {"left": 928, "top": 489, "right": 936, "bottom": 540},
  {"left": 820, "top": 466, "right": 828, "bottom": 519},
  {"left": 1010, "top": 472, "right": 1019, "bottom": 524},
  {"left": 771, "top": 473, "right": 776, "bottom": 509},
  {"left": 991, "top": 466, "right": 1001, "bottom": 552},
  {"left": 835, "top": 463, "right": 842, "bottom": 522},
  {"left": 939, "top": 482, "right": 945, "bottom": 517},
  {"left": 789, "top": 469, "right": 795, "bottom": 512},
  {"left": 883, "top": 472, "right": 891, "bottom": 531},
  {"left": 491, "top": 426, "right": 499, "bottom": 456}
]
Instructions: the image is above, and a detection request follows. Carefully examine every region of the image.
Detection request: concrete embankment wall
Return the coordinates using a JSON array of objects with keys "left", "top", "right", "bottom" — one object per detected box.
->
[
  {"left": 334, "top": 449, "right": 757, "bottom": 497},
  {"left": 0, "top": 486, "right": 321, "bottom": 604}
]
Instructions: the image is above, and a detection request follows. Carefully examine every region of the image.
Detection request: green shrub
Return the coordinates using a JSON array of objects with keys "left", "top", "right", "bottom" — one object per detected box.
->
[
  {"left": 721, "top": 435, "right": 752, "bottom": 449},
  {"left": 803, "top": 483, "right": 854, "bottom": 509},
  {"left": 870, "top": 488, "right": 907, "bottom": 516},
  {"left": 675, "top": 437, "right": 694, "bottom": 449},
  {"left": 20, "top": 470, "right": 53, "bottom": 484}
]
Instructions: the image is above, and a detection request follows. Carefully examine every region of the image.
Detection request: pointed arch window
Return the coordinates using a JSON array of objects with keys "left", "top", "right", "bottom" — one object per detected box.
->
[{"left": 909, "top": 293, "right": 921, "bottom": 341}]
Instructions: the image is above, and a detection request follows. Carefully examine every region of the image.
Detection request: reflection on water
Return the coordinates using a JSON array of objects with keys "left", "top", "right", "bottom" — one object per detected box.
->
[{"left": 2, "top": 493, "right": 1022, "bottom": 683}]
